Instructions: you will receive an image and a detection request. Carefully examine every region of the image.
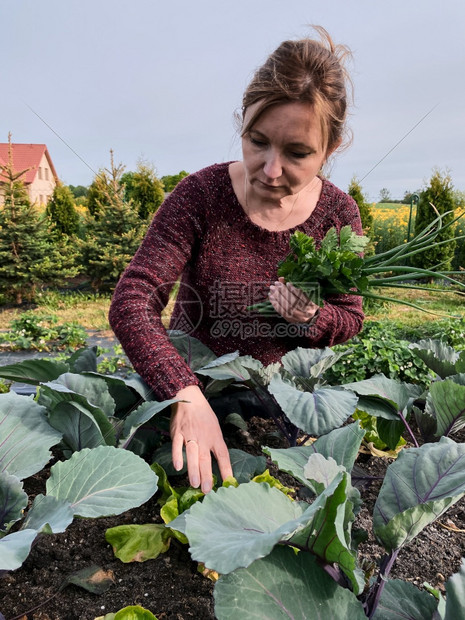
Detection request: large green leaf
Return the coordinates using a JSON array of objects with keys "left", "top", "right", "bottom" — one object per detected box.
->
[
  {"left": 409, "top": 339, "right": 459, "bottom": 378},
  {"left": 0, "top": 529, "right": 37, "bottom": 571},
  {"left": 170, "top": 482, "right": 308, "bottom": 574},
  {"left": 445, "top": 557, "right": 465, "bottom": 620},
  {"left": 268, "top": 374, "right": 358, "bottom": 435},
  {"left": 0, "top": 472, "right": 27, "bottom": 533},
  {"left": 289, "top": 465, "right": 363, "bottom": 594},
  {"left": 21, "top": 494, "right": 73, "bottom": 534},
  {"left": 118, "top": 399, "right": 179, "bottom": 448},
  {"left": 373, "top": 578, "right": 439, "bottom": 619},
  {"left": 197, "top": 355, "right": 262, "bottom": 382},
  {"left": 84, "top": 372, "right": 147, "bottom": 415},
  {"left": 41, "top": 372, "right": 115, "bottom": 416},
  {"left": 428, "top": 379, "right": 465, "bottom": 437},
  {"left": 214, "top": 546, "right": 366, "bottom": 620},
  {"left": 66, "top": 347, "right": 98, "bottom": 373},
  {"left": 105, "top": 523, "right": 172, "bottom": 562},
  {"left": 228, "top": 449, "right": 267, "bottom": 484},
  {"left": 167, "top": 330, "right": 217, "bottom": 371},
  {"left": 343, "top": 375, "right": 416, "bottom": 420},
  {"left": 281, "top": 346, "right": 350, "bottom": 379},
  {"left": 0, "top": 392, "right": 62, "bottom": 480},
  {"left": 374, "top": 437, "right": 465, "bottom": 551},
  {"left": 49, "top": 402, "right": 107, "bottom": 453},
  {"left": 39, "top": 375, "right": 116, "bottom": 447},
  {"left": 171, "top": 474, "right": 353, "bottom": 578},
  {"left": 264, "top": 423, "right": 365, "bottom": 488},
  {"left": 281, "top": 347, "right": 333, "bottom": 377},
  {"left": 0, "top": 358, "right": 69, "bottom": 385},
  {"left": 46, "top": 446, "right": 158, "bottom": 518}
]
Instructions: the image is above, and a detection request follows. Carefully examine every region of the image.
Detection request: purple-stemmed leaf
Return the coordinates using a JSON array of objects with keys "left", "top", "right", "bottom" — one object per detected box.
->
[
  {"left": 268, "top": 374, "right": 357, "bottom": 435},
  {"left": 197, "top": 355, "right": 262, "bottom": 382},
  {"left": 373, "top": 578, "right": 439, "bottom": 619},
  {"left": 427, "top": 377, "right": 465, "bottom": 437},
  {"left": 343, "top": 374, "right": 418, "bottom": 420},
  {"left": 281, "top": 346, "right": 339, "bottom": 378},
  {"left": 264, "top": 422, "right": 365, "bottom": 488},
  {"left": 409, "top": 339, "right": 460, "bottom": 378},
  {"left": 214, "top": 546, "right": 366, "bottom": 620},
  {"left": 374, "top": 437, "right": 465, "bottom": 551},
  {"left": 167, "top": 330, "right": 217, "bottom": 371}
]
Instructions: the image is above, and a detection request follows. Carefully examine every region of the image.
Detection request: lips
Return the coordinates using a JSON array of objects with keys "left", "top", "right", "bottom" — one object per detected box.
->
[{"left": 259, "top": 180, "right": 283, "bottom": 191}]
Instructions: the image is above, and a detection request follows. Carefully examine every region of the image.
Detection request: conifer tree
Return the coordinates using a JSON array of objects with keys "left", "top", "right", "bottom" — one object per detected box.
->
[
  {"left": 411, "top": 169, "right": 456, "bottom": 274},
  {"left": 348, "top": 177, "right": 374, "bottom": 236},
  {"left": 121, "top": 161, "right": 165, "bottom": 219},
  {"left": 0, "top": 134, "right": 78, "bottom": 303},
  {"left": 46, "top": 182, "right": 80, "bottom": 235},
  {"left": 80, "top": 150, "right": 148, "bottom": 290}
]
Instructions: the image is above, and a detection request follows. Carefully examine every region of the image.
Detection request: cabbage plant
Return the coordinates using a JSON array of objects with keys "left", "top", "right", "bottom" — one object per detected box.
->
[
  {"left": 0, "top": 348, "right": 178, "bottom": 572},
  {"left": 171, "top": 428, "right": 465, "bottom": 619}
]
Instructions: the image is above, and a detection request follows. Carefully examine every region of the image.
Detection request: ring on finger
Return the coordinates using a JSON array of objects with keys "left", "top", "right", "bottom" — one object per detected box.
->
[{"left": 186, "top": 439, "right": 198, "bottom": 444}]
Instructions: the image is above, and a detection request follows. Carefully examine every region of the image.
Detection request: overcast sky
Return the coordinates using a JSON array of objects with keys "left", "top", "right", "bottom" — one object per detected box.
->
[{"left": 2, "top": 0, "right": 464, "bottom": 201}]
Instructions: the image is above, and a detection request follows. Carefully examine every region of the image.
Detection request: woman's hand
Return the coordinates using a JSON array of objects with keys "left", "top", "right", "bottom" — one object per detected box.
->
[
  {"left": 170, "top": 385, "right": 233, "bottom": 493},
  {"left": 269, "top": 277, "right": 320, "bottom": 324}
]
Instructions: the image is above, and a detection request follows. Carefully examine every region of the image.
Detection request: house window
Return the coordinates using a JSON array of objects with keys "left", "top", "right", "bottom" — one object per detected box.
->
[
  {"left": 38, "top": 167, "right": 42, "bottom": 180},
  {"left": 45, "top": 168, "right": 49, "bottom": 181}
]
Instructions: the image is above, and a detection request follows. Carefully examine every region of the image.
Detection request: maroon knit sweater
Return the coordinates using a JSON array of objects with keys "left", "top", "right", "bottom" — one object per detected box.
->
[{"left": 109, "top": 162, "right": 364, "bottom": 400}]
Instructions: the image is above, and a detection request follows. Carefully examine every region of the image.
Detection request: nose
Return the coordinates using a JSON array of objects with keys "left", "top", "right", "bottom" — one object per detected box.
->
[{"left": 263, "top": 151, "right": 282, "bottom": 180}]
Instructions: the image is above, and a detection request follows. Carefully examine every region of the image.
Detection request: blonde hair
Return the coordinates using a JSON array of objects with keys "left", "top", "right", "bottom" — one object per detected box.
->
[{"left": 241, "top": 26, "right": 353, "bottom": 156}]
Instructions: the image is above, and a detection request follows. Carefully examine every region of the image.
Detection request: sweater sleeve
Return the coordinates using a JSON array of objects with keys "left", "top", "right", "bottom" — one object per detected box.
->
[
  {"left": 108, "top": 175, "right": 206, "bottom": 400},
  {"left": 301, "top": 191, "right": 365, "bottom": 347}
]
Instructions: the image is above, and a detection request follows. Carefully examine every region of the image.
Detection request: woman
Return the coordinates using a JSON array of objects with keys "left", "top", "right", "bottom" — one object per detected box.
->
[{"left": 109, "top": 27, "right": 364, "bottom": 493}]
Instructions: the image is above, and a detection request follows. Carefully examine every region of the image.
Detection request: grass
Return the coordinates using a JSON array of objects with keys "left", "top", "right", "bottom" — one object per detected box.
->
[
  {"left": 0, "top": 285, "right": 463, "bottom": 334},
  {"left": 0, "top": 291, "right": 112, "bottom": 331},
  {"left": 365, "top": 286, "right": 465, "bottom": 326}
]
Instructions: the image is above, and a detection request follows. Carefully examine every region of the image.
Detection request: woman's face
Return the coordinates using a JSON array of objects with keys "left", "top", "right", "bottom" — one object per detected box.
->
[{"left": 241, "top": 101, "right": 329, "bottom": 202}]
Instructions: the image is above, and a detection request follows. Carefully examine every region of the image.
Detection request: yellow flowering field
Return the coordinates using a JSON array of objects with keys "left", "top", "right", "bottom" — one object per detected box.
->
[{"left": 372, "top": 203, "right": 464, "bottom": 256}]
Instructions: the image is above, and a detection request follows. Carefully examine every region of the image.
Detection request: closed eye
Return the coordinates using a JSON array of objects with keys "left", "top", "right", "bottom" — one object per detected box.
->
[
  {"left": 250, "top": 136, "right": 267, "bottom": 147},
  {"left": 290, "top": 151, "right": 311, "bottom": 159}
]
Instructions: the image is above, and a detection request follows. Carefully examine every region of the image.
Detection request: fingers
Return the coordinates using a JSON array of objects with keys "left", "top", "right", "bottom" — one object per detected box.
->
[
  {"left": 269, "top": 280, "right": 318, "bottom": 323},
  {"left": 185, "top": 438, "right": 202, "bottom": 489},
  {"left": 213, "top": 442, "right": 234, "bottom": 482},
  {"left": 170, "top": 387, "right": 233, "bottom": 493},
  {"left": 171, "top": 430, "right": 184, "bottom": 472}
]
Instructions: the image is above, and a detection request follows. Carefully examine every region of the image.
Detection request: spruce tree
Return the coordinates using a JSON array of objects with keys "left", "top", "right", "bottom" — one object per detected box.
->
[
  {"left": 80, "top": 150, "right": 148, "bottom": 290},
  {"left": 46, "top": 183, "right": 80, "bottom": 235},
  {"left": 411, "top": 169, "right": 456, "bottom": 274},
  {"left": 0, "top": 134, "right": 78, "bottom": 303},
  {"left": 121, "top": 161, "right": 165, "bottom": 219},
  {"left": 348, "top": 177, "right": 374, "bottom": 236}
]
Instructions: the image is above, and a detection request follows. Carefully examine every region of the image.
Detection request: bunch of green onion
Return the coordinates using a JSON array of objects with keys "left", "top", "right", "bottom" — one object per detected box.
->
[{"left": 248, "top": 209, "right": 465, "bottom": 316}]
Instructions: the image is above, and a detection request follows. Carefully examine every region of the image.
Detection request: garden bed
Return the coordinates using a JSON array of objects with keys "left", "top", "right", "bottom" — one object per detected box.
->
[{"left": 1, "top": 419, "right": 465, "bottom": 620}]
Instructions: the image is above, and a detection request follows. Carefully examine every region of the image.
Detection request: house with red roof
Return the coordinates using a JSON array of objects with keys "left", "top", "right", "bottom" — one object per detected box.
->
[{"left": 0, "top": 143, "right": 58, "bottom": 205}]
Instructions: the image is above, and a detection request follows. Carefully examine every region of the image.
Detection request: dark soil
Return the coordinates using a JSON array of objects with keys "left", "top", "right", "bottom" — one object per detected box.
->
[{"left": 1, "top": 419, "right": 465, "bottom": 620}]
